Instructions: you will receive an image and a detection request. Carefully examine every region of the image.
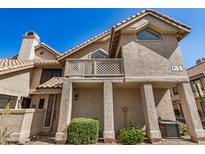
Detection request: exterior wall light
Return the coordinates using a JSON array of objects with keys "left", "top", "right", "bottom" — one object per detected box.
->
[{"left": 74, "top": 94, "right": 78, "bottom": 101}]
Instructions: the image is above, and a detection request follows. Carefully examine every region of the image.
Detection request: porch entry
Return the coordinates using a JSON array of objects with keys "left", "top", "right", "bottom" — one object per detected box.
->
[{"left": 44, "top": 94, "right": 60, "bottom": 132}]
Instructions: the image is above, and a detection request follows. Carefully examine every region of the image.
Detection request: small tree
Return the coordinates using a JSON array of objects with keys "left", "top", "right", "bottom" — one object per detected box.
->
[{"left": 0, "top": 103, "right": 12, "bottom": 144}]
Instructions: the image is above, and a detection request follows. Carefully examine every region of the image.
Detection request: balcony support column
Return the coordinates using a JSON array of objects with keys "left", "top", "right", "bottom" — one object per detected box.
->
[
  {"left": 55, "top": 78, "right": 73, "bottom": 144},
  {"left": 103, "top": 81, "right": 115, "bottom": 143},
  {"left": 177, "top": 82, "right": 205, "bottom": 142}
]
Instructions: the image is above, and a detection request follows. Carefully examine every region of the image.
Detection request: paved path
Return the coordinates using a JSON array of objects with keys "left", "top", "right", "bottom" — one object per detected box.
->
[{"left": 26, "top": 134, "right": 205, "bottom": 145}]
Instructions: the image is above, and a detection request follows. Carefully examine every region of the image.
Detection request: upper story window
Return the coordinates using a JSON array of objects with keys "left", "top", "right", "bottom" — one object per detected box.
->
[
  {"left": 91, "top": 49, "right": 108, "bottom": 59},
  {"left": 40, "top": 69, "right": 62, "bottom": 84},
  {"left": 190, "top": 79, "right": 204, "bottom": 93},
  {"left": 136, "top": 28, "right": 162, "bottom": 41}
]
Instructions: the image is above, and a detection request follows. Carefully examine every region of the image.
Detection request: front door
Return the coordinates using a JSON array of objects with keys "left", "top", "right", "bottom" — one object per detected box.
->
[
  {"left": 51, "top": 95, "right": 61, "bottom": 132},
  {"left": 44, "top": 95, "right": 56, "bottom": 132}
]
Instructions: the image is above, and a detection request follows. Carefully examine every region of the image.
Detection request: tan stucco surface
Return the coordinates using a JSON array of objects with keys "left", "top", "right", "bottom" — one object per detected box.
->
[
  {"left": 0, "top": 69, "right": 32, "bottom": 97},
  {"left": 35, "top": 47, "right": 57, "bottom": 60},
  {"left": 71, "top": 84, "right": 104, "bottom": 131},
  {"left": 113, "top": 85, "right": 145, "bottom": 131}
]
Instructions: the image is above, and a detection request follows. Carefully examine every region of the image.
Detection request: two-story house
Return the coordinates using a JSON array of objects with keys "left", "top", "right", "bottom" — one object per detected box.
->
[
  {"left": 0, "top": 9, "right": 205, "bottom": 144},
  {"left": 172, "top": 58, "right": 205, "bottom": 124}
]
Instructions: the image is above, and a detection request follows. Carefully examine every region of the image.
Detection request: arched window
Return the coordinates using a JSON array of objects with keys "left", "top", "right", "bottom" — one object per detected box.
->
[
  {"left": 136, "top": 28, "right": 161, "bottom": 40},
  {"left": 91, "top": 49, "right": 108, "bottom": 59}
]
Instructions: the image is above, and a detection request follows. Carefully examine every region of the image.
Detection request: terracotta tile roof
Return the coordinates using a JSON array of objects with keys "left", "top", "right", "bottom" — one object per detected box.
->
[
  {"left": 37, "top": 77, "right": 63, "bottom": 89},
  {"left": 58, "top": 9, "right": 191, "bottom": 61},
  {"left": 0, "top": 59, "right": 34, "bottom": 73},
  {"left": 0, "top": 59, "right": 60, "bottom": 74},
  {"left": 187, "top": 62, "right": 205, "bottom": 79},
  {"left": 33, "top": 59, "right": 60, "bottom": 65}
]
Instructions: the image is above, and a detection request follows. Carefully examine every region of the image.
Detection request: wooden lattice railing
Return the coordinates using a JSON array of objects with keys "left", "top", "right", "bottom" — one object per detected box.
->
[{"left": 65, "top": 59, "right": 124, "bottom": 77}]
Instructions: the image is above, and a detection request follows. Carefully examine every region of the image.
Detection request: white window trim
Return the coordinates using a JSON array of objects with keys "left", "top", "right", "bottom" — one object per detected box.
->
[
  {"left": 89, "top": 48, "right": 108, "bottom": 59},
  {"left": 135, "top": 28, "right": 163, "bottom": 42}
]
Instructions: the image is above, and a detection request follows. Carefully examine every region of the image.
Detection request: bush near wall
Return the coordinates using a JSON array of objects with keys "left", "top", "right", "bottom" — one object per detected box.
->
[
  {"left": 178, "top": 122, "right": 188, "bottom": 137},
  {"left": 117, "top": 124, "right": 145, "bottom": 145},
  {"left": 68, "top": 118, "right": 99, "bottom": 144}
]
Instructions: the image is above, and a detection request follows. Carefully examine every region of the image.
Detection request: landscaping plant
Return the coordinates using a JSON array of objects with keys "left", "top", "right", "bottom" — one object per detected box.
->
[
  {"left": 68, "top": 118, "right": 99, "bottom": 144},
  {"left": 117, "top": 123, "right": 145, "bottom": 145},
  {"left": 0, "top": 128, "right": 12, "bottom": 145},
  {"left": 178, "top": 122, "right": 188, "bottom": 137},
  {"left": 0, "top": 103, "right": 12, "bottom": 144}
]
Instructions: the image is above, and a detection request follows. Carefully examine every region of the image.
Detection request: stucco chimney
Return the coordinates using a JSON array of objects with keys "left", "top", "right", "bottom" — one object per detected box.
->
[
  {"left": 196, "top": 57, "right": 205, "bottom": 65},
  {"left": 18, "top": 31, "right": 40, "bottom": 60}
]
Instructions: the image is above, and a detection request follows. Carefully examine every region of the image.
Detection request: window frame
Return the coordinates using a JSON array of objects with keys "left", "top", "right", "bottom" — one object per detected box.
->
[
  {"left": 90, "top": 49, "right": 108, "bottom": 59},
  {"left": 136, "top": 28, "right": 162, "bottom": 41},
  {"left": 38, "top": 99, "right": 45, "bottom": 109},
  {"left": 0, "top": 94, "right": 17, "bottom": 109},
  {"left": 191, "top": 78, "right": 204, "bottom": 92},
  {"left": 40, "top": 69, "right": 62, "bottom": 84}
]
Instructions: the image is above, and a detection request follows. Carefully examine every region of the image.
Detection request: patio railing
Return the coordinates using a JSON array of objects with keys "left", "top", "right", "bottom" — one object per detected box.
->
[{"left": 65, "top": 59, "right": 124, "bottom": 78}]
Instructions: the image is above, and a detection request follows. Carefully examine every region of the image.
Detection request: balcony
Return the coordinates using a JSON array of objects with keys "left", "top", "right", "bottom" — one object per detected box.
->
[{"left": 65, "top": 59, "right": 124, "bottom": 78}]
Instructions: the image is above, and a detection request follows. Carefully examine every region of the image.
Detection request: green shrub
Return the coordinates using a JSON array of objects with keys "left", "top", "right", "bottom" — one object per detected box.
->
[
  {"left": 0, "top": 103, "right": 12, "bottom": 145},
  {"left": 0, "top": 128, "right": 12, "bottom": 145},
  {"left": 178, "top": 122, "right": 188, "bottom": 137},
  {"left": 68, "top": 118, "right": 99, "bottom": 144},
  {"left": 117, "top": 124, "right": 145, "bottom": 145}
]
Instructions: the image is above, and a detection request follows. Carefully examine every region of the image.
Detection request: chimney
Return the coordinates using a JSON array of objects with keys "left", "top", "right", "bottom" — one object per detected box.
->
[
  {"left": 196, "top": 57, "right": 205, "bottom": 65},
  {"left": 18, "top": 31, "right": 40, "bottom": 60}
]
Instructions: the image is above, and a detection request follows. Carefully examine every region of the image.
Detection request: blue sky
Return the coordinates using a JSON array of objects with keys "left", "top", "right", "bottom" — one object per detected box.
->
[{"left": 0, "top": 8, "right": 204, "bottom": 68}]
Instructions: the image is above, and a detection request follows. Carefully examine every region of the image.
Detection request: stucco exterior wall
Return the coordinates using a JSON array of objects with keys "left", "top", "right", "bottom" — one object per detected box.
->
[
  {"left": 30, "top": 67, "right": 43, "bottom": 91},
  {"left": 35, "top": 47, "right": 57, "bottom": 60},
  {"left": 0, "top": 69, "right": 32, "bottom": 97},
  {"left": 154, "top": 88, "right": 176, "bottom": 121},
  {"left": 118, "top": 14, "right": 188, "bottom": 82},
  {"left": 30, "top": 110, "right": 45, "bottom": 136},
  {"left": 68, "top": 40, "right": 110, "bottom": 59},
  {"left": 0, "top": 109, "right": 44, "bottom": 143},
  {"left": 113, "top": 86, "right": 145, "bottom": 132},
  {"left": 31, "top": 94, "right": 49, "bottom": 110},
  {"left": 121, "top": 34, "right": 188, "bottom": 82},
  {"left": 71, "top": 85, "right": 104, "bottom": 131}
]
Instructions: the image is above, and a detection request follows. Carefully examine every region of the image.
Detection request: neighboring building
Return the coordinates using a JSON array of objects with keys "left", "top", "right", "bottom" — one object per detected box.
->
[
  {"left": 0, "top": 9, "right": 205, "bottom": 144},
  {"left": 172, "top": 58, "right": 205, "bottom": 124}
]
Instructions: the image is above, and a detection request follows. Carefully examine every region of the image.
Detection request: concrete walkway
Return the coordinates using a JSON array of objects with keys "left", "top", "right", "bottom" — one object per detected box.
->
[
  {"left": 26, "top": 133, "right": 55, "bottom": 145},
  {"left": 26, "top": 134, "right": 205, "bottom": 145}
]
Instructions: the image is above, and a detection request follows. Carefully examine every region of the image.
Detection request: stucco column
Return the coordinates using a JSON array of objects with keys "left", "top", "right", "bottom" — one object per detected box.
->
[
  {"left": 55, "top": 78, "right": 73, "bottom": 144},
  {"left": 177, "top": 82, "right": 205, "bottom": 142},
  {"left": 103, "top": 81, "right": 115, "bottom": 143},
  {"left": 140, "top": 83, "right": 162, "bottom": 143}
]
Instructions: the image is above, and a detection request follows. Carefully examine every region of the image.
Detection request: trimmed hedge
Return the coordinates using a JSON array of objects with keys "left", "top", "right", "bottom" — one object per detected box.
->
[
  {"left": 68, "top": 118, "right": 99, "bottom": 144},
  {"left": 117, "top": 124, "right": 145, "bottom": 145}
]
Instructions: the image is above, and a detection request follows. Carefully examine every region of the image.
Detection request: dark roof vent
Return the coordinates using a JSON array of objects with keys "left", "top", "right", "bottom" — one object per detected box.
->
[{"left": 26, "top": 31, "right": 35, "bottom": 36}]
